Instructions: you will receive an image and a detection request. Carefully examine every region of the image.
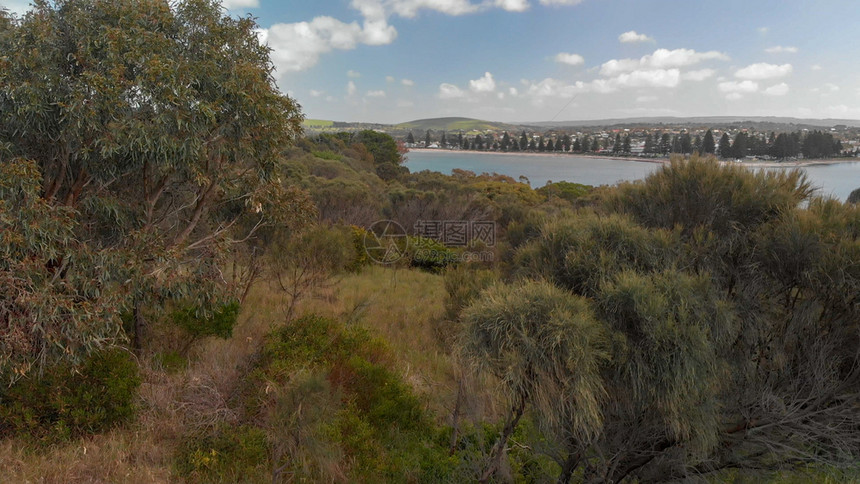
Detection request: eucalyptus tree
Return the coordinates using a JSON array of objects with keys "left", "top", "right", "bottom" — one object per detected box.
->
[{"left": 0, "top": 0, "right": 311, "bottom": 373}]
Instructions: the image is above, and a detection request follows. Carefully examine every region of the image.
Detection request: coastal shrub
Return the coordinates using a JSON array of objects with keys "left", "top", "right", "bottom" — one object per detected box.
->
[
  {"left": 537, "top": 180, "right": 593, "bottom": 203},
  {"left": 172, "top": 300, "right": 240, "bottom": 343},
  {"left": 407, "top": 235, "right": 459, "bottom": 273},
  {"left": 176, "top": 425, "right": 269, "bottom": 483},
  {"left": 0, "top": 349, "right": 140, "bottom": 442}
]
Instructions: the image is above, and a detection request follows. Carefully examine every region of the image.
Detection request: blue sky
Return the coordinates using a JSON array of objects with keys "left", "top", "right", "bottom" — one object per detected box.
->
[{"left": 4, "top": 0, "right": 859, "bottom": 123}]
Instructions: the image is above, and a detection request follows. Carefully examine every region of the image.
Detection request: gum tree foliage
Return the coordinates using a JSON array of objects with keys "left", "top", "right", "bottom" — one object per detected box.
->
[
  {"left": 0, "top": 0, "right": 311, "bottom": 376},
  {"left": 461, "top": 155, "right": 860, "bottom": 482}
]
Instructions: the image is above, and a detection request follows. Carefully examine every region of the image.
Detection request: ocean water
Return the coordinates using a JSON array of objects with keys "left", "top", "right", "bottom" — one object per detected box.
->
[{"left": 405, "top": 150, "right": 860, "bottom": 201}]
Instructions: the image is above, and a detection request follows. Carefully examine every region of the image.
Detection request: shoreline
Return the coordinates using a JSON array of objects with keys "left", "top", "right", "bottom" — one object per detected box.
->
[{"left": 406, "top": 148, "right": 860, "bottom": 168}]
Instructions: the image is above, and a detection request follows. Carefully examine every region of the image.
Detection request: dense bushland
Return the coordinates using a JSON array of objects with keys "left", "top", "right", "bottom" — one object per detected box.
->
[{"left": 3, "top": 1, "right": 860, "bottom": 482}]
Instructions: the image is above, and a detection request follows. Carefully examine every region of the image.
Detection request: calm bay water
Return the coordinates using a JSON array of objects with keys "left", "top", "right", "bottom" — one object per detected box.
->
[{"left": 405, "top": 150, "right": 860, "bottom": 201}]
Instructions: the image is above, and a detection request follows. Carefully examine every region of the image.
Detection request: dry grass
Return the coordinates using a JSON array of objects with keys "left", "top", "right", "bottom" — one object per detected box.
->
[
  {"left": 299, "top": 265, "right": 458, "bottom": 418},
  {"left": 0, "top": 265, "right": 464, "bottom": 482}
]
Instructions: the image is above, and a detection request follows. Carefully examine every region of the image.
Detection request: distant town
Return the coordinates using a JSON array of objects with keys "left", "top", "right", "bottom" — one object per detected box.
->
[{"left": 304, "top": 116, "right": 860, "bottom": 161}]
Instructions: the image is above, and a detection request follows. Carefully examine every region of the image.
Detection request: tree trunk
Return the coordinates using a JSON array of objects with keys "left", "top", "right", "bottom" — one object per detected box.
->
[
  {"left": 557, "top": 449, "right": 582, "bottom": 483},
  {"left": 479, "top": 394, "right": 527, "bottom": 483},
  {"left": 133, "top": 301, "right": 146, "bottom": 353}
]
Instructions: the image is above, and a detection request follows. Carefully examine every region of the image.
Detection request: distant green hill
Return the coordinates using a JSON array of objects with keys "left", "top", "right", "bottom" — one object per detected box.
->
[
  {"left": 396, "top": 117, "right": 516, "bottom": 133},
  {"left": 302, "top": 119, "right": 334, "bottom": 128}
]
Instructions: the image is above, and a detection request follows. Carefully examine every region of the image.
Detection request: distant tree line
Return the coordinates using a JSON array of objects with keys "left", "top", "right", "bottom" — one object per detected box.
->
[{"left": 409, "top": 128, "right": 848, "bottom": 160}]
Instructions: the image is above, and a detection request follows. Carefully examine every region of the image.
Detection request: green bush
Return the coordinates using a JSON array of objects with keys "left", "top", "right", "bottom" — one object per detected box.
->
[
  {"left": 537, "top": 180, "right": 593, "bottom": 203},
  {"left": 0, "top": 348, "right": 140, "bottom": 442},
  {"left": 172, "top": 300, "right": 240, "bottom": 341},
  {"left": 408, "top": 236, "right": 459, "bottom": 273},
  {"left": 176, "top": 425, "right": 269, "bottom": 483}
]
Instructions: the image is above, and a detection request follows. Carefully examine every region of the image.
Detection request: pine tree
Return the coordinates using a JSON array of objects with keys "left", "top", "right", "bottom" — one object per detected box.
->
[
  {"left": 643, "top": 134, "right": 655, "bottom": 155},
  {"left": 613, "top": 133, "right": 622, "bottom": 153},
  {"left": 623, "top": 135, "right": 631, "bottom": 154},
  {"left": 702, "top": 130, "right": 716, "bottom": 154},
  {"left": 440, "top": 131, "right": 447, "bottom": 148},
  {"left": 406, "top": 131, "right": 415, "bottom": 144},
  {"left": 680, "top": 133, "right": 692, "bottom": 154},
  {"left": 718, "top": 133, "right": 732, "bottom": 159},
  {"left": 520, "top": 131, "right": 529, "bottom": 150},
  {"left": 425, "top": 130, "right": 432, "bottom": 148},
  {"left": 659, "top": 133, "right": 672, "bottom": 155},
  {"left": 732, "top": 132, "right": 748, "bottom": 159}
]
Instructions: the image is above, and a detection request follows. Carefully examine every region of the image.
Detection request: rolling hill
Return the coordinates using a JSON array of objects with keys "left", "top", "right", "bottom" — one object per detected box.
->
[{"left": 395, "top": 117, "right": 517, "bottom": 133}]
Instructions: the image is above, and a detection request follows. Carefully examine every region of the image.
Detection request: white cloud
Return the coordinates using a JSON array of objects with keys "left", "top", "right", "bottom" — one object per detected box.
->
[
  {"left": 388, "top": 0, "right": 479, "bottom": 17},
  {"left": 438, "top": 83, "right": 465, "bottom": 99},
  {"left": 681, "top": 69, "right": 715, "bottom": 81},
  {"left": 811, "top": 64, "right": 823, "bottom": 71},
  {"left": 600, "top": 48, "right": 728, "bottom": 76},
  {"left": 618, "top": 31, "right": 654, "bottom": 43},
  {"left": 555, "top": 52, "right": 585, "bottom": 66},
  {"left": 526, "top": 78, "right": 589, "bottom": 98},
  {"left": 599, "top": 59, "right": 641, "bottom": 77},
  {"left": 539, "top": 0, "right": 585, "bottom": 4},
  {"left": 261, "top": 16, "right": 397, "bottom": 73},
  {"left": 725, "top": 93, "right": 744, "bottom": 101},
  {"left": 348, "top": 70, "right": 362, "bottom": 78},
  {"left": 494, "top": 0, "right": 530, "bottom": 11},
  {"left": 612, "top": 69, "right": 680, "bottom": 88},
  {"left": 222, "top": 0, "right": 259, "bottom": 8},
  {"left": 813, "top": 83, "right": 840, "bottom": 94},
  {"left": 366, "top": 90, "right": 387, "bottom": 97},
  {"left": 765, "top": 45, "right": 798, "bottom": 54},
  {"left": 763, "top": 83, "right": 789, "bottom": 96},
  {"left": 509, "top": 87, "right": 519, "bottom": 96},
  {"left": 469, "top": 72, "right": 496, "bottom": 92},
  {"left": 401, "top": 79, "right": 415, "bottom": 86},
  {"left": 758, "top": 26, "right": 769, "bottom": 35},
  {"left": 385, "top": 75, "right": 396, "bottom": 82},
  {"left": 310, "top": 90, "right": 325, "bottom": 97},
  {"left": 397, "top": 99, "right": 415, "bottom": 108},
  {"left": 718, "top": 80, "right": 759, "bottom": 94},
  {"left": 636, "top": 95, "right": 658, "bottom": 103},
  {"left": 735, "top": 63, "right": 793, "bottom": 80},
  {"left": 347, "top": 81, "right": 358, "bottom": 96}
]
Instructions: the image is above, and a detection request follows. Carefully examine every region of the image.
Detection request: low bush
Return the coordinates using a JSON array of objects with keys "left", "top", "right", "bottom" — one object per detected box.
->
[{"left": 0, "top": 348, "right": 140, "bottom": 442}]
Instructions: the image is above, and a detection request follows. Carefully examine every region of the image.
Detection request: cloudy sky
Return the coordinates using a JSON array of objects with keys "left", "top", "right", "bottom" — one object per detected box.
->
[{"left": 4, "top": 0, "right": 860, "bottom": 123}]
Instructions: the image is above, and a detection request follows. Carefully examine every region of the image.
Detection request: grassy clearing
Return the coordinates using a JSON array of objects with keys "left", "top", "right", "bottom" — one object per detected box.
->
[
  {"left": 298, "top": 265, "right": 459, "bottom": 419},
  {"left": 0, "top": 265, "right": 466, "bottom": 482},
  {"left": 302, "top": 119, "right": 334, "bottom": 128}
]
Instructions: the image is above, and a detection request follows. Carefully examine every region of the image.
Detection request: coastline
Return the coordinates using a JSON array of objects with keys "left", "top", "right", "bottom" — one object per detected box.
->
[{"left": 406, "top": 148, "right": 860, "bottom": 168}]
